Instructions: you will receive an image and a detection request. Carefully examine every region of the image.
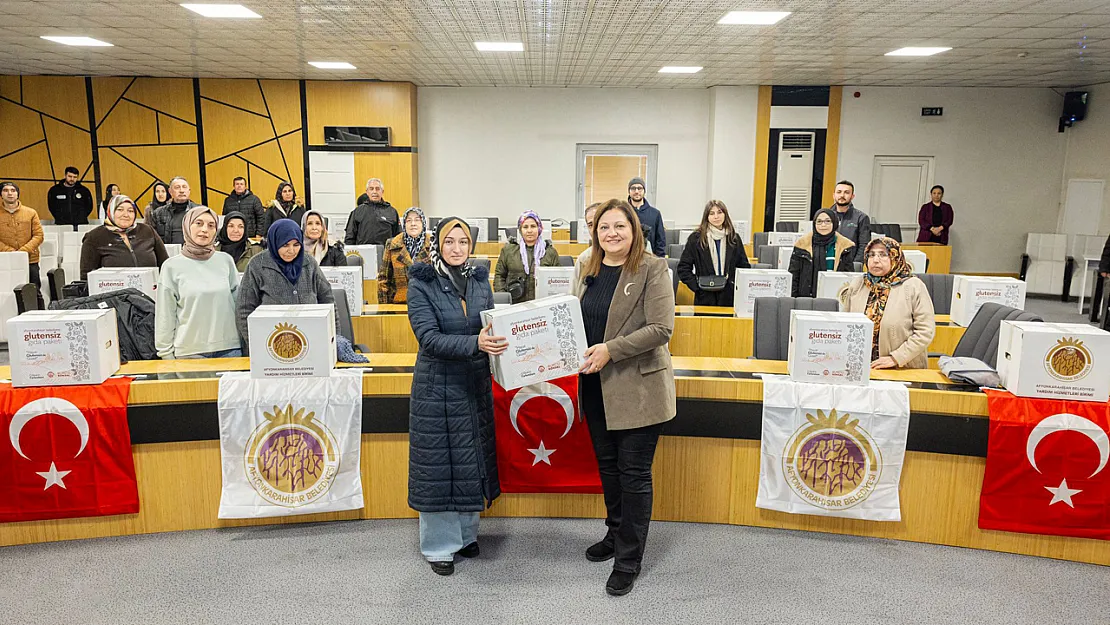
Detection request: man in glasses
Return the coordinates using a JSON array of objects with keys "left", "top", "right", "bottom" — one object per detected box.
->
[{"left": 627, "top": 177, "right": 666, "bottom": 257}]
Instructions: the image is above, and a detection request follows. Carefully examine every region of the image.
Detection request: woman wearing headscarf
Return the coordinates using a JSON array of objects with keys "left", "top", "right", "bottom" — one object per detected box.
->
[
  {"left": 494, "top": 210, "right": 560, "bottom": 303},
  {"left": 215, "top": 211, "right": 264, "bottom": 272},
  {"left": 262, "top": 181, "right": 306, "bottom": 234},
  {"left": 235, "top": 218, "right": 335, "bottom": 343},
  {"left": 839, "top": 237, "right": 936, "bottom": 369},
  {"left": 154, "top": 205, "right": 241, "bottom": 359},
  {"left": 788, "top": 208, "right": 856, "bottom": 298},
  {"left": 406, "top": 217, "right": 503, "bottom": 577},
  {"left": 79, "top": 194, "right": 168, "bottom": 279},
  {"left": 145, "top": 181, "right": 170, "bottom": 217},
  {"left": 378, "top": 206, "right": 432, "bottom": 303},
  {"left": 301, "top": 209, "right": 347, "bottom": 267},
  {"left": 97, "top": 183, "right": 120, "bottom": 222},
  {"left": 676, "top": 199, "right": 751, "bottom": 307}
]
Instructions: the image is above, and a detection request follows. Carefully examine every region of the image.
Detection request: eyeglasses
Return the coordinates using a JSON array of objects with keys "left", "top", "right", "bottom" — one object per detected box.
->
[
  {"left": 814, "top": 218, "right": 833, "bottom": 225},
  {"left": 866, "top": 252, "right": 890, "bottom": 259},
  {"left": 629, "top": 186, "right": 645, "bottom": 191}
]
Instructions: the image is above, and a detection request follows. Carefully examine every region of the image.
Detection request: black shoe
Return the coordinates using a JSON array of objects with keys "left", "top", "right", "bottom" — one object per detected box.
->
[
  {"left": 429, "top": 561, "right": 454, "bottom": 576},
  {"left": 605, "top": 570, "right": 637, "bottom": 596},
  {"left": 585, "top": 540, "right": 615, "bottom": 562},
  {"left": 457, "top": 542, "right": 480, "bottom": 558}
]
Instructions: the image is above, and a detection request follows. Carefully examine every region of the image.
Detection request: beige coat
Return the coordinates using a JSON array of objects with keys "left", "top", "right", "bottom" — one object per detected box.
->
[
  {"left": 578, "top": 253, "right": 676, "bottom": 430},
  {"left": 838, "top": 276, "right": 936, "bottom": 369}
]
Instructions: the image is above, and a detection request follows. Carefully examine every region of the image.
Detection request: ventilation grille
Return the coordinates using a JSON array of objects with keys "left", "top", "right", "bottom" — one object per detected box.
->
[
  {"left": 776, "top": 189, "right": 811, "bottom": 221},
  {"left": 781, "top": 133, "right": 813, "bottom": 151}
]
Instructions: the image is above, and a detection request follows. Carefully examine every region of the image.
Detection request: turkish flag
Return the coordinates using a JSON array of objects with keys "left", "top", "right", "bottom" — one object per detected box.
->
[
  {"left": 0, "top": 378, "right": 138, "bottom": 523},
  {"left": 493, "top": 375, "right": 602, "bottom": 493},
  {"left": 980, "top": 389, "right": 1110, "bottom": 540}
]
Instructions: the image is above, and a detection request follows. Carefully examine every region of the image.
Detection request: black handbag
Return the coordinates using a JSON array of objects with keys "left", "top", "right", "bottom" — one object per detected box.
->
[{"left": 697, "top": 275, "right": 728, "bottom": 292}]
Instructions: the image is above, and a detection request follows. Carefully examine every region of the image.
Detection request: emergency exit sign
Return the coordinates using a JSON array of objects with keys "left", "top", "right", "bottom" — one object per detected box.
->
[{"left": 921, "top": 107, "right": 944, "bottom": 116}]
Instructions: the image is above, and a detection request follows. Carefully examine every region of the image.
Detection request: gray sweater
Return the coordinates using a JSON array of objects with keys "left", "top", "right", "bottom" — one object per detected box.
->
[
  {"left": 235, "top": 252, "right": 337, "bottom": 342},
  {"left": 832, "top": 203, "right": 871, "bottom": 263}
]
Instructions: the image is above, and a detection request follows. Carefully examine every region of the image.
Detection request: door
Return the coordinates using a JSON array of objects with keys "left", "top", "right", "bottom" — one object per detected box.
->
[
  {"left": 870, "top": 156, "right": 934, "bottom": 238},
  {"left": 309, "top": 152, "right": 356, "bottom": 234},
  {"left": 1060, "top": 179, "right": 1104, "bottom": 237},
  {"left": 576, "top": 144, "right": 658, "bottom": 219}
]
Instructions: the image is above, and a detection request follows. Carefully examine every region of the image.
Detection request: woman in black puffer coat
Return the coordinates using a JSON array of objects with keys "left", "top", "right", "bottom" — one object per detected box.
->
[{"left": 406, "top": 216, "right": 504, "bottom": 577}]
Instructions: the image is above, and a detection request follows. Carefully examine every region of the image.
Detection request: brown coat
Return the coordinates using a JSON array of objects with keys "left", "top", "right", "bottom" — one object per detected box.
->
[
  {"left": 0, "top": 202, "right": 44, "bottom": 263},
  {"left": 838, "top": 275, "right": 936, "bottom": 369},
  {"left": 377, "top": 232, "right": 431, "bottom": 303},
  {"left": 579, "top": 254, "right": 676, "bottom": 431}
]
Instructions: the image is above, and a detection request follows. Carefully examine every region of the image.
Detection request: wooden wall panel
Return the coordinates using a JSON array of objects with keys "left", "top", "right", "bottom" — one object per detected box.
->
[
  {"left": 354, "top": 153, "right": 414, "bottom": 212},
  {"left": 19, "top": 76, "right": 90, "bottom": 131},
  {"left": 305, "top": 81, "right": 416, "bottom": 146}
]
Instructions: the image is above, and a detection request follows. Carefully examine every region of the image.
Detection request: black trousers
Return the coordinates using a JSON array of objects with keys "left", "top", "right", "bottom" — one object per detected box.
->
[
  {"left": 28, "top": 262, "right": 44, "bottom": 309},
  {"left": 580, "top": 372, "right": 663, "bottom": 574}
]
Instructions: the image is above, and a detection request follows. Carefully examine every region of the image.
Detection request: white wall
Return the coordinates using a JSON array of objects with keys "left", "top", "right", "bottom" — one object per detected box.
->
[
  {"left": 1062, "top": 83, "right": 1110, "bottom": 236},
  {"left": 417, "top": 87, "right": 713, "bottom": 227},
  {"left": 837, "top": 87, "right": 1067, "bottom": 273},
  {"left": 706, "top": 87, "right": 760, "bottom": 228}
]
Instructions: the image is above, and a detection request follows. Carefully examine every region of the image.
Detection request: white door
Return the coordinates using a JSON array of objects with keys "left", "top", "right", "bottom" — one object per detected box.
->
[
  {"left": 309, "top": 152, "right": 356, "bottom": 235},
  {"left": 1060, "top": 179, "right": 1104, "bottom": 237},
  {"left": 870, "top": 156, "right": 934, "bottom": 238}
]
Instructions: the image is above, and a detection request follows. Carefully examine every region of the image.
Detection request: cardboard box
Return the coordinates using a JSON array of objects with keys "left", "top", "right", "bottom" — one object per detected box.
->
[
  {"left": 87, "top": 267, "right": 159, "bottom": 299},
  {"left": 768, "top": 232, "right": 804, "bottom": 247},
  {"left": 320, "top": 266, "right": 364, "bottom": 316},
  {"left": 344, "top": 245, "right": 380, "bottom": 279},
  {"left": 7, "top": 309, "right": 120, "bottom": 387},
  {"left": 816, "top": 271, "right": 863, "bottom": 303},
  {"left": 735, "top": 220, "right": 751, "bottom": 245},
  {"left": 733, "top": 269, "right": 791, "bottom": 317},
  {"left": 480, "top": 294, "right": 588, "bottom": 390},
  {"left": 163, "top": 244, "right": 181, "bottom": 258},
  {"left": 788, "top": 310, "right": 873, "bottom": 386},
  {"left": 777, "top": 246, "right": 793, "bottom": 270},
  {"left": 465, "top": 218, "right": 490, "bottom": 243},
  {"left": 904, "top": 249, "right": 927, "bottom": 274},
  {"left": 998, "top": 321, "right": 1110, "bottom": 402},
  {"left": 248, "top": 304, "right": 336, "bottom": 378},
  {"left": 535, "top": 267, "right": 576, "bottom": 299},
  {"left": 950, "top": 276, "right": 1027, "bottom": 327}
]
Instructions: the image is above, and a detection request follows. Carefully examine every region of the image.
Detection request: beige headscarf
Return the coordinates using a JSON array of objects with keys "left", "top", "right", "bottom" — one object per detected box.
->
[{"left": 181, "top": 205, "right": 218, "bottom": 261}]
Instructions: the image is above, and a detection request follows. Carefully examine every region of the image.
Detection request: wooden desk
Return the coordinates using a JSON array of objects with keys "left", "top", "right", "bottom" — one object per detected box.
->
[
  {"left": 1, "top": 356, "right": 1103, "bottom": 567},
  {"left": 903, "top": 243, "right": 952, "bottom": 274}
]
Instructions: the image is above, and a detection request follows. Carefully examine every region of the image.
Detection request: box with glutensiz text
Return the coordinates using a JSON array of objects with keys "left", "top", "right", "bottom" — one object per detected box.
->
[
  {"left": 481, "top": 295, "right": 588, "bottom": 390},
  {"left": 788, "top": 310, "right": 873, "bottom": 386}
]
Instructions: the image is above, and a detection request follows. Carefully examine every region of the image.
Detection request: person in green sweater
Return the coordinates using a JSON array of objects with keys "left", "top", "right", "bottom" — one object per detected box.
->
[
  {"left": 494, "top": 210, "right": 560, "bottom": 303},
  {"left": 155, "top": 205, "right": 242, "bottom": 359}
]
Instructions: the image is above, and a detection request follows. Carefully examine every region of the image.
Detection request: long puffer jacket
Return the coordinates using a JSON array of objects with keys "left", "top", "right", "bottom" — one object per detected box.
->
[
  {"left": 406, "top": 262, "right": 500, "bottom": 513},
  {"left": 49, "top": 287, "right": 157, "bottom": 362}
]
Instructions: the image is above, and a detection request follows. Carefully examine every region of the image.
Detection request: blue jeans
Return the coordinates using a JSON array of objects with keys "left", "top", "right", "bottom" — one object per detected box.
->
[
  {"left": 419, "top": 511, "right": 480, "bottom": 562},
  {"left": 179, "top": 348, "right": 243, "bottom": 359}
]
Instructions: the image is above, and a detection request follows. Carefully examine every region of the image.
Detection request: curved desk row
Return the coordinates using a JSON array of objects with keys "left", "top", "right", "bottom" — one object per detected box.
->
[{"left": 0, "top": 356, "right": 1102, "bottom": 567}]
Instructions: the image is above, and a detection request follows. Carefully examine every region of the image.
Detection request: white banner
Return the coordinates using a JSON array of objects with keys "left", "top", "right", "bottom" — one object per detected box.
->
[
  {"left": 217, "top": 370, "right": 365, "bottom": 519},
  {"left": 756, "top": 375, "right": 910, "bottom": 521}
]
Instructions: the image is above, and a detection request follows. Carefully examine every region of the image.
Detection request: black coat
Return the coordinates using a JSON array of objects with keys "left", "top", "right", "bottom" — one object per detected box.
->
[
  {"left": 49, "top": 287, "right": 157, "bottom": 362},
  {"left": 345, "top": 201, "right": 399, "bottom": 246},
  {"left": 788, "top": 234, "right": 856, "bottom": 298},
  {"left": 222, "top": 191, "right": 266, "bottom": 238},
  {"left": 1100, "top": 234, "right": 1110, "bottom": 275},
  {"left": 47, "top": 182, "right": 92, "bottom": 227},
  {"left": 312, "top": 242, "right": 348, "bottom": 268},
  {"left": 675, "top": 232, "right": 750, "bottom": 307},
  {"left": 262, "top": 202, "right": 306, "bottom": 234},
  {"left": 406, "top": 262, "right": 500, "bottom": 513}
]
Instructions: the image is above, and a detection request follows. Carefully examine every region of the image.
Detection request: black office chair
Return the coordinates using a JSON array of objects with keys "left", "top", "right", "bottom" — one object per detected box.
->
[
  {"left": 492, "top": 292, "right": 511, "bottom": 305},
  {"left": 346, "top": 254, "right": 363, "bottom": 268},
  {"left": 666, "top": 229, "right": 680, "bottom": 245},
  {"left": 774, "top": 221, "right": 800, "bottom": 232},
  {"left": 666, "top": 258, "right": 680, "bottom": 295},
  {"left": 757, "top": 244, "right": 784, "bottom": 269},
  {"left": 915, "top": 273, "right": 955, "bottom": 315},
  {"left": 47, "top": 267, "right": 66, "bottom": 302},
  {"left": 667, "top": 244, "right": 684, "bottom": 259},
  {"left": 503, "top": 227, "right": 517, "bottom": 240},
  {"left": 13, "top": 283, "right": 41, "bottom": 314},
  {"left": 471, "top": 258, "right": 491, "bottom": 273},
  {"left": 750, "top": 263, "right": 771, "bottom": 269},
  {"left": 752, "top": 296, "right": 839, "bottom": 360},
  {"left": 332, "top": 288, "right": 369, "bottom": 353},
  {"left": 558, "top": 255, "right": 574, "bottom": 267},
  {"left": 753, "top": 232, "right": 769, "bottom": 251},
  {"left": 944, "top": 303, "right": 1042, "bottom": 368}
]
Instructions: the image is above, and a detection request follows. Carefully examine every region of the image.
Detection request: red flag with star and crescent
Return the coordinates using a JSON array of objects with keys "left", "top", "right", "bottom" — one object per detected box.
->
[
  {"left": 493, "top": 375, "right": 602, "bottom": 494},
  {"left": 980, "top": 389, "right": 1110, "bottom": 540},
  {"left": 0, "top": 379, "right": 138, "bottom": 523}
]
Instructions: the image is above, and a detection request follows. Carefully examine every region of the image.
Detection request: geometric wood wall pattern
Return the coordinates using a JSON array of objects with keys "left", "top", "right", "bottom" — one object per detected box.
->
[
  {"left": 0, "top": 76, "right": 96, "bottom": 220},
  {"left": 199, "top": 78, "right": 303, "bottom": 211}
]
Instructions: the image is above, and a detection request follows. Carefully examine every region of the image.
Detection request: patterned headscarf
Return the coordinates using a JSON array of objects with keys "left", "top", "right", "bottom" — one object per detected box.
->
[
  {"left": 429, "top": 216, "right": 474, "bottom": 298},
  {"left": 181, "top": 205, "right": 218, "bottom": 261},
  {"left": 517, "top": 210, "right": 547, "bottom": 275},
  {"left": 863, "top": 237, "right": 915, "bottom": 360},
  {"left": 401, "top": 207, "right": 428, "bottom": 261},
  {"left": 104, "top": 195, "right": 138, "bottom": 233}
]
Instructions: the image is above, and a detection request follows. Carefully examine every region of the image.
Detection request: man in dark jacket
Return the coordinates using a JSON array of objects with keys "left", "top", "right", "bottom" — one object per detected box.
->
[
  {"left": 830, "top": 180, "right": 871, "bottom": 263},
  {"left": 627, "top": 177, "right": 666, "bottom": 257},
  {"left": 47, "top": 166, "right": 93, "bottom": 230},
  {"left": 149, "top": 176, "right": 198, "bottom": 245},
  {"left": 345, "top": 177, "right": 399, "bottom": 245},
  {"left": 221, "top": 177, "right": 265, "bottom": 238}
]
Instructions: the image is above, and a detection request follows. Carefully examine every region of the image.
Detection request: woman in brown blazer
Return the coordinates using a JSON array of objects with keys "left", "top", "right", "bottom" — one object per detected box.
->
[
  {"left": 576, "top": 198, "right": 675, "bottom": 597},
  {"left": 838, "top": 237, "right": 936, "bottom": 369}
]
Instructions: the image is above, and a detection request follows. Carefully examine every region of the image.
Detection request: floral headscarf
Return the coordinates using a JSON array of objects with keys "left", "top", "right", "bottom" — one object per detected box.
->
[
  {"left": 401, "top": 207, "right": 428, "bottom": 261},
  {"left": 517, "top": 210, "right": 547, "bottom": 275},
  {"left": 863, "top": 237, "right": 915, "bottom": 359}
]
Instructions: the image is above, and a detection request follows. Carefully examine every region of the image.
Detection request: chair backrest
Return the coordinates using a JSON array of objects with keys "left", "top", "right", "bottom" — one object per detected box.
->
[
  {"left": 870, "top": 223, "right": 887, "bottom": 239},
  {"left": 752, "top": 296, "right": 839, "bottom": 360},
  {"left": 886, "top": 224, "right": 903, "bottom": 242},
  {"left": 853, "top": 261, "right": 863, "bottom": 272},
  {"left": 47, "top": 267, "right": 65, "bottom": 302},
  {"left": 346, "top": 253, "right": 363, "bottom": 267},
  {"left": 492, "top": 291, "right": 511, "bottom": 305},
  {"left": 952, "top": 302, "right": 1043, "bottom": 367},
  {"left": 667, "top": 244, "right": 684, "bottom": 259},
  {"left": 753, "top": 231, "right": 769, "bottom": 250},
  {"left": 331, "top": 287, "right": 356, "bottom": 345},
  {"left": 757, "top": 244, "right": 784, "bottom": 269},
  {"left": 775, "top": 221, "right": 799, "bottom": 232},
  {"left": 666, "top": 229, "right": 680, "bottom": 245},
  {"left": 666, "top": 258, "right": 680, "bottom": 294},
  {"left": 558, "top": 255, "right": 574, "bottom": 267},
  {"left": 13, "top": 283, "right": 38, "bottom": 314},
  {"left": 569, "top": 221, "right": 578, "bottom": 241},
  {"left": 751, "top": 263, "right": 771, "bottom": 269},
  {"left": 470, "top": 257, "right": 491, "bottom": 273},
  {"left": 915, "top": 273, "right": 955, "bottom": 315}
]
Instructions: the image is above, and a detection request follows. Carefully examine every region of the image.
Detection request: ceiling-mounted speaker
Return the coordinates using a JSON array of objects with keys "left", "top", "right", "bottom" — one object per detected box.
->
[{"left": 1059, "top": 91, "right": 1088, "bottom": 132}]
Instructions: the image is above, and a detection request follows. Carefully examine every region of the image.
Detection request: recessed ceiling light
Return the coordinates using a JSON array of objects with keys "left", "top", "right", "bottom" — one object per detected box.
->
[
  {"left": 475, "top": 42, "right": 524, "bottom": 52},
  {"left": 885, "top": 47, "right": 952, "bottom": 57},
  {"left": 40, "top": 36, "right": 113, "bottom": 47},
  {"left": 659, "top": 66, "right": 703, "bottom": 74},
  {"left": 180, "top": 4, "right": 261, "bottom": 18},
  {"left": 718, "top": 11, "right": 791, "bottom": 25},
  {"left": 309, "top": 61, "right": 356, "bottom": 69}
]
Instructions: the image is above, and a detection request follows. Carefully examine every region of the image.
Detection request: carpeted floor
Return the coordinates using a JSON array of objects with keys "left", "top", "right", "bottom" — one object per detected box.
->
[{"left": 2, "top": 517, "right": 1106, "bottom": 625}]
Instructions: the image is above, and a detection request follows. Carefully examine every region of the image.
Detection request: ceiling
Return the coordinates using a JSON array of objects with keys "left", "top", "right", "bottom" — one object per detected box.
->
[{"left": 4, "top": 0, "right": 1110, "bottom": 88}]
